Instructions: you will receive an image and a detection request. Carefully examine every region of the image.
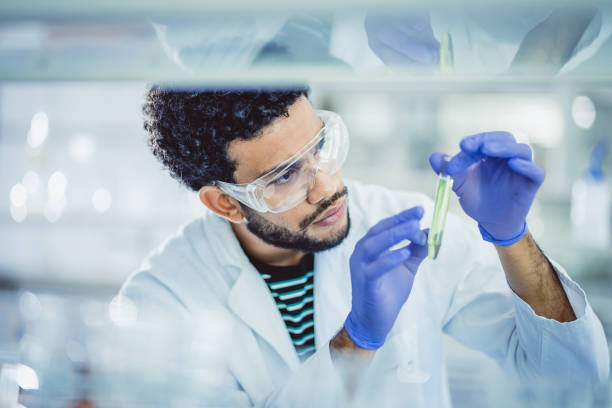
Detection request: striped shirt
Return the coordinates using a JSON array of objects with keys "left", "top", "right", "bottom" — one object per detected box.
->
[{"left": 249, "top": 254, "right": 316, "bottom": 361}]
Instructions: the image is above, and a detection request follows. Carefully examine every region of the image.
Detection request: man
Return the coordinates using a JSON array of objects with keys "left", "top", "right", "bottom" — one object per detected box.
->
[{"left": 119, "top": 86, "right": 608, "bottom": 406}]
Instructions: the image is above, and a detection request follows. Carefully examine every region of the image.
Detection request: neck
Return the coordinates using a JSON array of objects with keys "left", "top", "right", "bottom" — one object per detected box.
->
[{"left": 231, "top": 222, "right": 305, "bottom": 267}]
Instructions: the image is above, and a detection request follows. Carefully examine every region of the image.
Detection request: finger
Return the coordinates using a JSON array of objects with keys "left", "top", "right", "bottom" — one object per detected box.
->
[
  {"left": 481, "top": 141, "right": 532, "bottom": 160},
  {"left": 365, "top": 16, "right": 439, "bottom": 65},
  {"left": 404, "top": 237, "right": 429, "bottom": 271},
  {"left": 380, "top": 35, "right": 438, "bottom": 65},
  {"left": 429, "top": 152, "right": 449, "bottom": 175},
  {"left": 410, "top": 228, "right": 428, "bottom": 255},
  {"left": 391, "top": 15, "right": 437, "bottom": 41},
  {"left": 363, "top": 220, "right": 426, "bottom": 261},
  {"left": 368, "top": 206, "right": 424, "bottom": 237},
  {"left": 367, "top": 40, "right": 425, "bottom": 65},
  {"left": 459, "top": 131, "right": 516, "bottom": 153},
  {"left": 365, "top": 246, "right": 412, "bottom": 279},
  {"left": 447, "top": 133, "right": 513, "bottom": 175},
  {"left": 508, "top": 158, "right": 546, "bottom": 185},
  {"left": 368, "top": 40, "right": 415, "bottom": 65},
  {"left": 446, "top": 151, "right": 481, "bottom": 176}
]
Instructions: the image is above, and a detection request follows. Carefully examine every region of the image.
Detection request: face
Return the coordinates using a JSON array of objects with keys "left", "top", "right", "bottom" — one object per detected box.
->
[{"left": 227, "top": 96, "right": 350, "bottom": 252}]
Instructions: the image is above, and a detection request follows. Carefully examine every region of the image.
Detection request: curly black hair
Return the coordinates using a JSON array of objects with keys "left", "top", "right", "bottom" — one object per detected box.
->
[{"left": 143, "top": 86, "right": 309, "bottom": 191}]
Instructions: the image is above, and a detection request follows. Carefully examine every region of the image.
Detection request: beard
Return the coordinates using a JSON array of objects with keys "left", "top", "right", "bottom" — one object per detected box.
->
[{"left": 241, "top": 187, "right": 350, "bottom": 253}]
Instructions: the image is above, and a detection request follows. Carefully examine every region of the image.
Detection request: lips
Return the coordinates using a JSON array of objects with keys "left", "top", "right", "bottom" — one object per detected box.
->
[{"left": 313, "top": 200, "right": 346, "bottom": 227}]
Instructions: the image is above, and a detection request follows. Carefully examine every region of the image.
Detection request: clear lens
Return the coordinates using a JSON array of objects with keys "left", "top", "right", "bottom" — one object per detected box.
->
[
  {"left": 261, "top": 115, "right": 348, "bottom": 213},
  {"left": 216, "top": 110, "right": 349, "bottom": 214},
  {"left": 262, "top": 163, "right": 312, "bottom": 212}
]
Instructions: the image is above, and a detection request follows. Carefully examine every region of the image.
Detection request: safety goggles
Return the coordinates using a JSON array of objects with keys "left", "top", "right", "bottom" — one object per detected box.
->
[{"left": 215, "top": 110, "right": 349, "bottom": 213}]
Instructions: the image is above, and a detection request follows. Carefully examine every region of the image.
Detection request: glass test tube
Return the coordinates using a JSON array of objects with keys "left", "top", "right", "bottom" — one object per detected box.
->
[
  {"left": 428, "top": 172, "right": 453, "bottom": 260},
  {"left": 427, "top": 34, "right": 454, "bottom": 259},
  {"left": 439, "top": 32, "right": 454, "bottom": 73}
]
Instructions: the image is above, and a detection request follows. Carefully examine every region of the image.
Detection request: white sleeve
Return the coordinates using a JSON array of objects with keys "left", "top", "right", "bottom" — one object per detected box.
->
[
  {"left": 510, "top": 261, "right": 609, "bottom": 383},
  {"left": 440, "top": 225, "right": 609, "bottom": 385},
  {"left": 561, "top": 7, "right": 612, "bottom": 73}
]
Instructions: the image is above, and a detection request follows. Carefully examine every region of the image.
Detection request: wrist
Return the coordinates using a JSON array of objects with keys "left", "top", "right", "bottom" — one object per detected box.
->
[
  {"left": 330, "top": 327, "right": 376, "bottom": 357},
  {"left": 478, "top": 221, "right": 528, "bottom": 247},
  {"left": 329, "top": 326, "right": 375, "bottom": 396},
  {"left": 343, "top": 311, "right": 386, "bottom": 350}
]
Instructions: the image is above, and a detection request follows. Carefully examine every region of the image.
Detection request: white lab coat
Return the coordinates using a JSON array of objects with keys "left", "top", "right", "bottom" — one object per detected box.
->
[
  {"left": 119, "top": 180, "right": 609, "bottom": 407},
  {"left": 330, "top": 7, "right": 612, "bottom": 74}
]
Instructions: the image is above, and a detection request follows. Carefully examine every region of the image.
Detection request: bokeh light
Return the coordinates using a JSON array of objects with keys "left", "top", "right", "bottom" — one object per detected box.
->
[
  {"left": 572, "top": 95, "right": 596, "bottom": 130},
  {"left": 26, "top": 111, "right": 49, "bottom": 149},
  {"left": 69, "top": 133, "right": 96, "bottom": 163},
  {"left": 10, "top": 183, "right": 27, "bottom": 207},
  {"left": 10, "top": 204, "right": 27, "bottom": 223},
  {"left": 22, "top": 170, "right": 40, "bottom": 194},
  {"left": 48, "top": 171, "right": 67, "bottom": 201},
  {"left": 43, "top": 199, "right": 65, "bottom": 223},
  {"left": 92, "top": 188, "right": 112, "bottom": 213},
  {"left": 16, "top": 364, "right": 39, "bottom": 390}
]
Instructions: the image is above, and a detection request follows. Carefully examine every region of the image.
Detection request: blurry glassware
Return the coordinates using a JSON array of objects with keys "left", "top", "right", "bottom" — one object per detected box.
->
[
  {"left": 572, "top": 95, "right": 597, "bottom": 129},
  {"left": 571, "top": 141, "right": 610, "bottom": 248}
]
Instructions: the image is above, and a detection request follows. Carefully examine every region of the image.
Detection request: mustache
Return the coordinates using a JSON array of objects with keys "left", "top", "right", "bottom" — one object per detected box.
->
[{"left": 299, "top": 187, "right": 348, "bottom": 231}]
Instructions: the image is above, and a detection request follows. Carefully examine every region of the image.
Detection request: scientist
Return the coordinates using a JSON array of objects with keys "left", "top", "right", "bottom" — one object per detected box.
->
[{"left": 119, "top": 87, "right": 608, "bottom": 406}]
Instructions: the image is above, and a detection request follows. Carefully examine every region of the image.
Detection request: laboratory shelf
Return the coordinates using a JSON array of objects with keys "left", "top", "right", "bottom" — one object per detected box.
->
[
  {"left": 2, "top": 0, "right": 601, "bottom": 17},
  {"left": 0, "top": 1, "right": 610, "bottom": 82}
]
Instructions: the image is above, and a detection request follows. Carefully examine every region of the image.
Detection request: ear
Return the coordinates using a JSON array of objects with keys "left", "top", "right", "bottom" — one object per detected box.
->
[{"left": 199, "top": 186, "right": 245, "bottom": 223}]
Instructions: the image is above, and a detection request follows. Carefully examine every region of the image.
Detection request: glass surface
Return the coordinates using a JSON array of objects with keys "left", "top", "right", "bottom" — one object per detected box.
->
[
  {"left": 1, "top": 82, "right": 612, "bottom": 407},
  {"left": 1, "top": 1, "right": 612, "bottom": 403},
  {"left": 0, "top": 3, "right": 610, "bottom": 81},
  {"left": 428, "top": 175, "right": 453, "bottom": 260}
]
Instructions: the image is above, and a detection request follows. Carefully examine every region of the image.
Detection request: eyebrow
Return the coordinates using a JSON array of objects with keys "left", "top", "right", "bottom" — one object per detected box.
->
[
  {"left": 254, "top": 156, "right": 302, "bottom": 180},
  {"left": 253, "top": 121, "right": 324, "bottom": 180}
]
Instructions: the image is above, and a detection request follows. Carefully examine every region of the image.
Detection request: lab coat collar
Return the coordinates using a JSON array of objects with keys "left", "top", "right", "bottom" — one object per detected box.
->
[
  {"left": 227, "top": 260, "right": 301, "bottom": 371},
  {"left": 206, "top": 213, "right": 300, "bottom": 371},
  {"left": 207, "top": 182, "right": 366, "bottom": 373},
  {"left": 313, "top": 197, "right": 367, "bottom": 346}
]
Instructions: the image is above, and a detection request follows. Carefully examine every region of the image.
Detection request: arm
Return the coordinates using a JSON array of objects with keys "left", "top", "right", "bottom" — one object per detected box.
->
[
  {"left": 329, "top": 328, "right": 375, "bottom": 394},
  {"left": 328, "top": 207, "right": 428, "bottom": 394},
  {"left": 495, "top": 232, "right": 575, "bottom": 322},
  {"left": 510, "top": 6, "right": 598, "bottom": 74},
  {"left": 430, "top": 131, "right": 609, "bottom": 383}
]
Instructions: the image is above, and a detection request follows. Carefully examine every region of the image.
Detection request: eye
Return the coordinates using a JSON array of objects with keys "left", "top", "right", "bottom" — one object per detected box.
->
[
  {"left": 314, "top": 136, "right": 326, "bottom": 156},
  {"left": 273, "top": 165, "right": 299, "bottom": 186}
]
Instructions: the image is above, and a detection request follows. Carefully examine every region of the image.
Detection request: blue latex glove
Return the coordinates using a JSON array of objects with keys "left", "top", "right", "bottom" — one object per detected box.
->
[
  {"left": 429, "top": 131, "right": 545, "bottom": 246},
  {"left": 345, "top": 207, "right": 428, "bottom": 349},
  {"left": 364, "top": 13, "right": 440, "bottom": 66}
]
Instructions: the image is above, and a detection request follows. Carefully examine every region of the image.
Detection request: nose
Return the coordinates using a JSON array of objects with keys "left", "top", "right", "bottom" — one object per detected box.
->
[{"left": 307, "top": 168, "right": 337, "bottom": 205}]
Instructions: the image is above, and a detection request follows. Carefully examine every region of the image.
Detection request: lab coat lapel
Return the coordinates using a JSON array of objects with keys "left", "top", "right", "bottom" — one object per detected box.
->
[
  {"left": 314, "top": 195, "right": 367, "bottom": 347},
  {"left": 205, "top": 212, "right": 300, "bottom": 372},
  {"left": 227, "top": 257, "right": 300, "bottom": 372},
  {"left": 314, "top": 248, "right": 351, "bottom": 346}
]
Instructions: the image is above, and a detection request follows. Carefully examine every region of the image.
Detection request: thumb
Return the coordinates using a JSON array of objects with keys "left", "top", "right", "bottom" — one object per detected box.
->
[
  {"left": 429, "top": 152, "right": 449, "bottom": 175},
  {"left": 404, "top": 228, "right": 429, "bottom": 272}
]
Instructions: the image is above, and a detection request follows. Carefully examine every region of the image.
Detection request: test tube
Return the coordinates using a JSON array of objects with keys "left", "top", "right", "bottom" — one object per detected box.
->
[
  {"left": 439, "top": 32, "right": 454, "bottom": 73},
  {"left": 428, "top": 164, "right": 453, "bottom": 260}
]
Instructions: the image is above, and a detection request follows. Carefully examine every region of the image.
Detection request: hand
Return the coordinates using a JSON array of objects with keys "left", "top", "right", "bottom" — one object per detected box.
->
[
  {"left": 345, "top": 207, "right": 428, "bottom": 350},
  {"left": 364, "top": 12, "right": 439, "bottom": 66},
  {"left": 429, "top": 131, "right": 545, "bottom": 245}
]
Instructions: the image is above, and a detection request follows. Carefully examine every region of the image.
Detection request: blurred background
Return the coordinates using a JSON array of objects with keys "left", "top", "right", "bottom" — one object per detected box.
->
[{"left": 1, "top": 0, "right": 612, "bottom": 406}]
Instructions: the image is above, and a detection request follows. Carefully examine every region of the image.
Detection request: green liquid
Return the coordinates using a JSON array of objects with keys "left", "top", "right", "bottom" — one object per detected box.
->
[{"left": 428, "top": 176, "right": 453, "bottom": 260}]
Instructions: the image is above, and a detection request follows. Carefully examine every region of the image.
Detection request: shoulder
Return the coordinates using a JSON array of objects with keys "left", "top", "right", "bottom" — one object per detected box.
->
[
  {"left": 346, "top": 179, "right": 435, "bottom": 228},
  {"left": 119, "top": 212, "right": 234, "bottom": 315}
]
